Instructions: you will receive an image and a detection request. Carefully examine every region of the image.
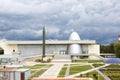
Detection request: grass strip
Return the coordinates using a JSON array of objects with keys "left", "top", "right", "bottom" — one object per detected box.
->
[{"left": 69, "top": 65, "right": 91, "bottom": 75}]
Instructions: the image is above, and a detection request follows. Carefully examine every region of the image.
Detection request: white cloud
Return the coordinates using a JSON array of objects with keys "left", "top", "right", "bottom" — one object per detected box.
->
[
  {"left": 0, "top": 0, "right": 120, "bottom": 44},
  {"left": 46, "top": 26, "right": 60, "bottom": 35},
  {"left": 64, "top": 29, "right": 74, "bottom": 34},
  {"left": 0, "top": 0, "right": 63, "bottom": 14}
]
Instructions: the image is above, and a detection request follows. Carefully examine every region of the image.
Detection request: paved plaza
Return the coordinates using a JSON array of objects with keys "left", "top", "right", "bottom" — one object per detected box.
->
[{"left": 39, "top": 63, "right": 64, "bottom": 78}]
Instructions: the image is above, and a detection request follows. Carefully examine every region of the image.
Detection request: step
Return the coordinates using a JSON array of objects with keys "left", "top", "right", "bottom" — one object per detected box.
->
[
  {"left": 54, "top": 55, "right": 71, "bottom": 59},
  {"left": 51, "top": 59, "right": 71, "bottom": 63}
]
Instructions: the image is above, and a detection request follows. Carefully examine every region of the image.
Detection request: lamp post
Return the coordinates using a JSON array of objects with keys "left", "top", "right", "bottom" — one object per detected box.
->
[{"left": 42, "top": 26, "right": 46, "bottom": 62}]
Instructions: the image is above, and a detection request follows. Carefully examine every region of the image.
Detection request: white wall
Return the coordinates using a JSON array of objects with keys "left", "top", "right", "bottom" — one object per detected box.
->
[
  {"left": 88, "top": 44, "right": 100, "bottom": 59},
  {"left": 0, "top": 40, "right": 19, "bottom": 54}
]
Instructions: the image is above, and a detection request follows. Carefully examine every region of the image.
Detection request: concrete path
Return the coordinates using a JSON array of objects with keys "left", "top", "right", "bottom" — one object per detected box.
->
[
  {"left": 39, "top": 63, "right": 64, "bottom": 78},
  {"left": 31, "top": 64, "right": 50, "bottom": 77},
  {"left": 96, "top": 69, "right": 111, "bottom": 80},
  {"left": 91, "top": 64, "right": 111, "bottom": 80},
  {"left": 65, "top": 64, "right": 70, "bottom": 77},
  {"left": 65, "top": 64, "right": 110, "bottom": 78}
]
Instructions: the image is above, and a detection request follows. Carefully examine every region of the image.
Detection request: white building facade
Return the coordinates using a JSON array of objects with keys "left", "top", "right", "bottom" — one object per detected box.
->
[
  {"left": 0, "top": 32, "right": 100, "bottom": 59},
  {"left": 0, "top": 40, "right": 100, "bottom": 59}
]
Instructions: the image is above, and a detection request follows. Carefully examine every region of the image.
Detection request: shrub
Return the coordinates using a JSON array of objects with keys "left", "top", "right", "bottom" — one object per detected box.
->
[{"left": 34, "top": 59, "right": 42, "bottom": 62}]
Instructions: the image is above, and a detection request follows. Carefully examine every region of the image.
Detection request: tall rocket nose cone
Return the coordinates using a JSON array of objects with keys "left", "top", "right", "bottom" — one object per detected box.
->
[{"left": 69, "top": 32, "right": 80, "bottom": 40}]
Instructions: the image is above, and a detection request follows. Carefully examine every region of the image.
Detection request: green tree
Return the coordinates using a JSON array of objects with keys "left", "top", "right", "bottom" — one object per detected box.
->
[
  {"left": 114, "top": 42, "right": 120, "bottom": 58},
  {"left": 100, "top": 45, "right": 105, "bottom": 53},
  {"left": 109, "top": 43, "right": 115, "bottom": 53},
  {"left": 100, "top": 43, "right": 115, "bottom": 53}
]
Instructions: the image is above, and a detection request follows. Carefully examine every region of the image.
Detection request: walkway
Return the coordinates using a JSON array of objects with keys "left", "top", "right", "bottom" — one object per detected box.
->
[
  {"left": 65, "top": 64, "right": 70, "bottom": 77},
  {"left": 65, "top": 64, "right": 110, "bottom": 78},
  {"left": 39, "top": 63, "right": 64, "bottom": 78},
  {"left": 91, "top": 64, "right": 111, "bottom": 80}
]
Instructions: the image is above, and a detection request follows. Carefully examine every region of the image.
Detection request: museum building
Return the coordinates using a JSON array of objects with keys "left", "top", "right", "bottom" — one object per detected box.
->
[{"left": 0, "top": 32, "right": 100, "bottom": 59}]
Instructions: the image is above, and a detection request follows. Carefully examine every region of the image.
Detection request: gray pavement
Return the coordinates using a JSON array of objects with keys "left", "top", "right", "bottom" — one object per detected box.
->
[
  {"left": 39, "top": 63, "right": 64, "bottom": 78},
  {"left": 65, "top": 64, "right": 70, "bottom": 77}
]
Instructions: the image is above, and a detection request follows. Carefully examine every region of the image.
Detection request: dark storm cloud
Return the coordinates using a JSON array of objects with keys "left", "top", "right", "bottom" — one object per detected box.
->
[{"left": 0, "top": 0, "right": 120, "bottom": 44}]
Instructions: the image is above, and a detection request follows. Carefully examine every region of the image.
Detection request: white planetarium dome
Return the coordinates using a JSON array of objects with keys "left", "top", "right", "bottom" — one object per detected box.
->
[
  {"left": 69, "top": 32, "right": 81, "bottom": 40},
  {"left": 68, "top": 32, "right": 82, "bottom": 55}
]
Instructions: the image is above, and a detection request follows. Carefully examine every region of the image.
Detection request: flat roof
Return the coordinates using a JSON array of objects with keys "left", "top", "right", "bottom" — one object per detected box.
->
[
  {"left": 0, "top": 68, "right": 16, "bottom": 72},
  {"left": 6, "top": 40, "right": 96, "bottom": 45}
]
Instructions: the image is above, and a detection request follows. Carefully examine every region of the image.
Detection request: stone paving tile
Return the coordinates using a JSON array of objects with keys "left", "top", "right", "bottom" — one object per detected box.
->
[{"left": 39, "top": 64, "right": 64, "bottom": 78}]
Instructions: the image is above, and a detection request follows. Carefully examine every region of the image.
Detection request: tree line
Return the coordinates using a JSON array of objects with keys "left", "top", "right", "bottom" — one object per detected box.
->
[{"left": 100, "top": 42, "right": 120, "bottom": 58}]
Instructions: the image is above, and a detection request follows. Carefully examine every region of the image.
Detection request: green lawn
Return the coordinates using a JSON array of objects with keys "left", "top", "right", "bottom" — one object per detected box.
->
[
  {"left": 58, "top": 64, "right": 68, "bottom": 77},
  {"left": 76, "top": 70, "right": 104, "bottom": 80},
  {"left": 104, "top": 64, "right": 120, "bottom": 68},
  {"left": 19, "top": 64, "right": 47, "bottom": 75},
  {"left": 28, "top": 69, "right": 47, "bottom": 80},
  {"left": 31, "top": 70, "right": 37, "bottom": 73},
  {"left": 72, "top": 60, "right": 103, "bottom": 63},
  {"left": 100, "top": 64, "right": 120, "bottom": 80},
  {"left": 31, "top": 69, "right": 47, "bottom": 78},
  {"left": 92, "top": 64, "right": 104, "bottom": 67},
  {"left": 104, "top": 71, "right": 120, "bottom": 80},
  {"left": 69, "top": 65, "right": 92, "bottom": 75},
  {"left": 27, "top": 64, "right": 53, "bottom": 80}
]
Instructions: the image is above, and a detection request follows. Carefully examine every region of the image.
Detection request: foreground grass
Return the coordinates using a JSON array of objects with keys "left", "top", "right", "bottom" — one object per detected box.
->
[
  {"left": 104, "top": 64, "right": 120, "bottom": 68},
  {"left": 31, "top": 70, "right": 37, "bottom": 73},
  {"left": 104, "top": 71, "right": 120, "bottom": 80},
  {"left": 20, "top": 64, "right": 47, "bottom": 74},
  {"left": 31, "top": 69, "right": 47, "bottom": 78},
  {"left": 58, "top": 64, "right": 68, "bottom": 77},
  {"left": 72, "top": 60, "right": 103, "bottom": 63},
  {"left": 27, "top": 64, "right": 53, "bottom": 80},
  {"left": 69, "top": 65, "right": 92, "bottom": 75},
  {"left": 92, "top": 64, "right": 104, "bottom": 67},
  {"left": 100, "top": 64, "right": 120, "bottom": 80},
  {"left": 76, "top": 70, "right": 104, "bottom": 80},
  {"left": 28, "top": 69, "right": 47, "bottom": 80}
]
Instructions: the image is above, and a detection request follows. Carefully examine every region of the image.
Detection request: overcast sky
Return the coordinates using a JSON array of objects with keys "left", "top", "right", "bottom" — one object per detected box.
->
[{"left": 0, "top": 0, "right": 120, "bottom": 44}]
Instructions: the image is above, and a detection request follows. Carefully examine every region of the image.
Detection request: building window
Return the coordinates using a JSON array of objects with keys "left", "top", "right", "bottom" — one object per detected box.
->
[
  {"left": 0, "top": 47, "right": 4, "bottom": 55},
  {"left": 13, "top": 49, "right": 15, "bottom": 52}
]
